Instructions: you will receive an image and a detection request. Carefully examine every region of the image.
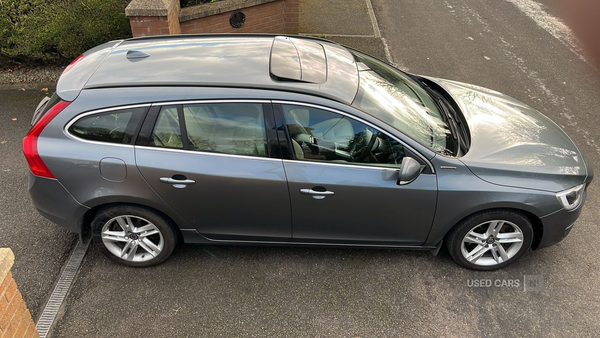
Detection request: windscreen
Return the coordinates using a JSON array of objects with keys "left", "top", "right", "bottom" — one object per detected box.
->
[{"left": 350, "top": 51, "right": 456, "bottom": 155}]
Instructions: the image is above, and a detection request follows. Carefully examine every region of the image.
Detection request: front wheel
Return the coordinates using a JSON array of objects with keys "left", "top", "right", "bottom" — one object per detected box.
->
[
  {"left": 446, "top": 210, "right": 533, "bottom": 270},
  {"left": 92, "top": 205, "right": 178, "bottom": 267}
]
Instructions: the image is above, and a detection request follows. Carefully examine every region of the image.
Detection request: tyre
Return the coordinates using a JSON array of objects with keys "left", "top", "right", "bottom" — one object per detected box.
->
[
  {"left": 446, "top": 210, "right": 533, "bottom": 271},
  {"left": 92, "top": 205, "right": 178, "bottom": 267}
]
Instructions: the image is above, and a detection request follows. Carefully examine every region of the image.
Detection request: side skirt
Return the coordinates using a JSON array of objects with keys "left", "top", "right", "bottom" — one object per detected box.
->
[{"left": 180, "top": 229, "right": 438, "bottom": 250}]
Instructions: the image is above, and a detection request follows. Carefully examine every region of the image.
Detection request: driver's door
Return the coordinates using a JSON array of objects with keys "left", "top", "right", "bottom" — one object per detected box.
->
[{"left": 276, "top": 103, "right": 437, "bottom": 244}]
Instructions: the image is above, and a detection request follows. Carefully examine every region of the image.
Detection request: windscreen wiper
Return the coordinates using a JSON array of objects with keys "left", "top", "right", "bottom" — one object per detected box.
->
[
  {"left": 411, "top": 75, "right": 467, "bottom": 154},
  {"left": 441, "top": 99, "right": 469, "bottom": 148},
  {"left": 435, "top": 97, "right": 461, "bottom": 151},
  {"left": 427, "top": 85, "right": 468, "bottom": 152},
  {"left": 418, "top": 78, "right": 470, "bottom": 149}
]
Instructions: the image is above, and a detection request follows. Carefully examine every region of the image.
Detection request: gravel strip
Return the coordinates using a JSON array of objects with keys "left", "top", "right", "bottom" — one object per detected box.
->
[{"left": 0, "top": 65, "right": 65, "bottom": 86}]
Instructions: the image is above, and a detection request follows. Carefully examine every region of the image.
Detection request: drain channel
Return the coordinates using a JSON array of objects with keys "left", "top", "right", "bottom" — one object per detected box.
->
[{"left": 36, "top": 240, "right": 89, "bottom": 338}]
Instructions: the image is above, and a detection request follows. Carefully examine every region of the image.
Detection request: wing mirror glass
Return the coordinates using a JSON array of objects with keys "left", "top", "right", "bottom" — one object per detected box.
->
[{"left": 397, "top": 157, "right": 425, "bottom": 185}]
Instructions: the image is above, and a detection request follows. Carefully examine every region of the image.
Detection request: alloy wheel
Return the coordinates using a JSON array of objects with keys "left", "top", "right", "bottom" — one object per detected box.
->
[
  {"left": 101, "top": 215, "right": 164, "bottom": 262},
  {"left": 460, "top": 220, "right": 524, "bottom": 266}
]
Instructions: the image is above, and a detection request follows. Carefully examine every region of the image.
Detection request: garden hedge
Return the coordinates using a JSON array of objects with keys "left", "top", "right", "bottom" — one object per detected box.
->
[{"left": 0, "top": 0, "right": 132, "bottom": 65}]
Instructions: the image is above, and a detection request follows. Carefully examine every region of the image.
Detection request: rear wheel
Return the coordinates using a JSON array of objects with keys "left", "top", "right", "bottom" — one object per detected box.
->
[
  {"left": 92, "top": 205, "right": 177, "bottom": 267},
  {"left": 446, "top": 210, "right": 533, "bottom": 270}
]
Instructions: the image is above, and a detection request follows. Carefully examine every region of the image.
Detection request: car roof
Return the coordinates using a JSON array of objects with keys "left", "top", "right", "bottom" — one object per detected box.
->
[{"left": 66, "top": 34, "right": 359, "bottom": 104}]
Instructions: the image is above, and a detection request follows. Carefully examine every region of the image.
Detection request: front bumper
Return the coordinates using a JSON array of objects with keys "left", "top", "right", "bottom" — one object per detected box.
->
[
  {"left": 28, "top": 172, "right": 89, "bottom": 235},
  {"left": 536, "top": 189, "right": 587, "bottom": 249}
]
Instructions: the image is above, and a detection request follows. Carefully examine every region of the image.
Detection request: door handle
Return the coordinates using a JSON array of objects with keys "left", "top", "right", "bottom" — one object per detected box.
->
[
  {"left": 160, "top": 177, "right": 195, "bottom": 188},
  {"left": 300, "top": 188, "right": 334, "bottom": 200}
]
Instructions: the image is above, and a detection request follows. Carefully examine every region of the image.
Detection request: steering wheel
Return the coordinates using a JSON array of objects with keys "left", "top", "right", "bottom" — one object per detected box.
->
[{"left": 351, "top": 130, "right": 378, "bottom": 162}]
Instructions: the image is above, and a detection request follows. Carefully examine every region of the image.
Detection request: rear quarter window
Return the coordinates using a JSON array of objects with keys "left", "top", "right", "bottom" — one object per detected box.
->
[{"left": 68, "top": 107, "right": 146, "bottom": 144}]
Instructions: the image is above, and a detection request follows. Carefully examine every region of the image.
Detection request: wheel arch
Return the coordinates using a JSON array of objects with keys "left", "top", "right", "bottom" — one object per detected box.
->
[
  {"left": 441, "top": 207, "right": 543, "bottom": 249},
  {"left": 79, "top": 201, "right": 185, "bottom": 243}
]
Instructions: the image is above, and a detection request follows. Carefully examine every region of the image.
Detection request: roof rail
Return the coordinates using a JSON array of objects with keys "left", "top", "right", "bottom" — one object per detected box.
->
[{"left": 82, "top": 83, "right": 346, "bottom": 104}]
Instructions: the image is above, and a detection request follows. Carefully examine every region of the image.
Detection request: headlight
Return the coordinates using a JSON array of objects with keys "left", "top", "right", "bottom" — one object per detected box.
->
[{"left": 556, "top": 184, "right": 585, "bottom": 211}]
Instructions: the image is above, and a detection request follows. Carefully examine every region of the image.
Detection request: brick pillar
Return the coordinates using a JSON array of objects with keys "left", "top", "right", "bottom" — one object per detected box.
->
[
  {"left": 0, "top": 249, "right": 39, "bottom": 338},
  {"left": 168, "top": 0, "right": 182, "bottom": 34},
  {"left": 126, "top": 0, "right": 182, "bottom": 37},
  {"left": 284, "top": 0, "right": 299, "bottom": 34}
]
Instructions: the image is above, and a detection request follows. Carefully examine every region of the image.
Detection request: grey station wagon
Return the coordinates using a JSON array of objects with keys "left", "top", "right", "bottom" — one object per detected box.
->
[{"left": 24, "top": 34, "right": 592, "bottom": 270}]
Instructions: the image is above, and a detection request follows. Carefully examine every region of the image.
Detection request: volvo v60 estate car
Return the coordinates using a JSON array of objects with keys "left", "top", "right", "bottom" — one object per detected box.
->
[{"left": 24, "top": 34, "right": 592, "bottom": 270}]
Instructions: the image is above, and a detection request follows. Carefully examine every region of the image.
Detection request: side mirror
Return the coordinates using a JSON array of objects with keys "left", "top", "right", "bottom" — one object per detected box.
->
[{"left": 397, "top": 157, "right": 425, "bottom": 185}]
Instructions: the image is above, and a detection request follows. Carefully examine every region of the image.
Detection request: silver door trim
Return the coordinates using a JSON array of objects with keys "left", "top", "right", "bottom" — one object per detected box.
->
[
  {"left": 135, "top": 145, "right": 283, "bottom": 163},
  {"left": 284, "top": 159, "right": 402, "bottom": 172},
  {"left": 273, "top": 100, "right": 436, "bottom": 173},
  {"left": 151, "top": 99, "right": 271, "bottom": 106}
]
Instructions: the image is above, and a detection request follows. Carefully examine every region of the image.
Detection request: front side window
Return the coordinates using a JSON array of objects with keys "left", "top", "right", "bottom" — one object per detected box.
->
[
  {"left": 282, "top": 104, "right": 405, "bottom": 168},
  {"left": 69, "top": 107, "right": 145, "bottom": 144},
  {"left": 350, "top": 50, "right": 457, "bottom": 155},
  {"left": 183, "top": 103, "right": 267, "bottom": 157}
]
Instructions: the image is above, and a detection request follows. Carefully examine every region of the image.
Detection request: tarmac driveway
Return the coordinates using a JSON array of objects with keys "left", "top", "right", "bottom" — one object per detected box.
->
[
  {"left": 0, "top": 90, "right": 78, "bottom": 320},
  {"left": 54, "top": 0, "right": 600, "bottom": 336},
  {"left": 2, "top": 0, "right": 600, "bottom": 336}
]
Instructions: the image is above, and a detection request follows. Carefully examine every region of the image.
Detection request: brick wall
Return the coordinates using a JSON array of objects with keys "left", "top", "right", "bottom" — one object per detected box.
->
[
  {"left": 0, "top": 249, "right": 38, "bottom": 338},
  {"left": 127, "top": 0, "right": 299, "bottom": 37},
  {"left": 181, "top": 1, "right": 286, "bottom": 34},
  {"left": 283, "top": 0, "right": 299, "bottom": 34}
]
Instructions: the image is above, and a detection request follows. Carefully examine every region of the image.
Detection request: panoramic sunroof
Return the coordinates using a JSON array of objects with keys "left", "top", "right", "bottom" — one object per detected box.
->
[{"left": 269, "top": 36, "right": 327, "bottom": 84}]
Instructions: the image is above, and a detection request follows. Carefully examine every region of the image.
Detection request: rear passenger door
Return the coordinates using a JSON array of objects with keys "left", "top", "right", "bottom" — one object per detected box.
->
[{"left": 135, "top": 101, "right": 291, "bottom": 241}]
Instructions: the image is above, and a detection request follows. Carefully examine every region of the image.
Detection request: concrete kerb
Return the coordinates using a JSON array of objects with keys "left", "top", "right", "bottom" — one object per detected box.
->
[
  {"left": 299, "top": 0, "right": 394, "bottom": 65},
  {"left": 0, "top": 248, "right": 15, "bottom": 282}
]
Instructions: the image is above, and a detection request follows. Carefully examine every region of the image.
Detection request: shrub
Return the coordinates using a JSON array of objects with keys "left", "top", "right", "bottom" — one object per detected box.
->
[{"left": 0, "top": 0, "right": 132, "bottom": 65}]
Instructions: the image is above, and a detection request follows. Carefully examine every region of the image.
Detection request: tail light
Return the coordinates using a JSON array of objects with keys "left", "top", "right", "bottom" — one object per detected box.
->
[
  {"left": 23, "top": 100, "right": 71, "bottom": 178},
  {"left": 62, "top": 54, "right": 83, "bottom": 75}
]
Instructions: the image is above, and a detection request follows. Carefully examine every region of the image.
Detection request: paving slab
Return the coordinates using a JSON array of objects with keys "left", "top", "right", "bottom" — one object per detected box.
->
[
  {"left": 299, "top": 0, "right": 375, "bottom": 35},
  {"left": 323, "top": 35, "right": 387, "bottom": 61}
]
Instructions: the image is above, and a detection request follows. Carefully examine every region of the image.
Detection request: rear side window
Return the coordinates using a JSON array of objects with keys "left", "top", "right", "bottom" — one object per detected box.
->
[
  {"left": 143, "top": 103, "right": 268, "bottom": 157},
  {"left": 68, "top": 107, "right": 145, "bottom": 144},
  {"left": 149, "top": 106, "right": 183, "bottom": 149},
  {"left": 182, "top": 103, "right": 267, "bottom": 157}
]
